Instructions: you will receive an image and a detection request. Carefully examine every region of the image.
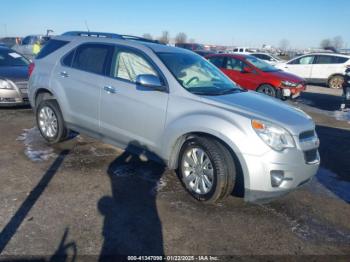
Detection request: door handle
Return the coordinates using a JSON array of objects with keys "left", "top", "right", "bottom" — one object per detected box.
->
[
  {"left": 60, "top": 71, "right": 69, "bottom": 78},
  {"left": 104, "top": 85, "right": 117, "bottom": 94}
]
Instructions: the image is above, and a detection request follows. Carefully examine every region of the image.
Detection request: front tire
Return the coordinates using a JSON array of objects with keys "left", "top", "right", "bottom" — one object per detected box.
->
[
  {"left": 178, "top": 136, "right": 236, "bottom": 203},
  {"left": 257, "top": 84, "right": 277, "bottom": 98},
  {"left": 36, "top": 99, "right": 69, "bottom": 144},
  {"left": 328, "top": 75, "right": 344, "bottom": 89}
]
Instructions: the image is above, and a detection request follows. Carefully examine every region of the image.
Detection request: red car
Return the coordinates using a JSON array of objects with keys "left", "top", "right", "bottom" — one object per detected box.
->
[{"left": 206, "top": 54, "right": 306, "bottom": 99}]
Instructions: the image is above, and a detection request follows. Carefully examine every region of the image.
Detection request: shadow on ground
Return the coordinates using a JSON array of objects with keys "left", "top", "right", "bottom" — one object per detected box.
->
[
  {"left": 98, "top": 143, "right": 165, "bottom": 259},
  {"left": 316, "top": 125, "right": 350, "bottom": 203},
  {"left": 299, "top": 92, "right": 343, "bottom": 111}
]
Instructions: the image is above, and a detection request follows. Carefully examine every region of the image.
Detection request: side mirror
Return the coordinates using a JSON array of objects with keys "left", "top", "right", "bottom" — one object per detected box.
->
[
  {"left": 135, "top": 74, "right": 164, "bottom": 91},
  {"left": 242, "top": 67, "right": 253, "bottom": 73}
]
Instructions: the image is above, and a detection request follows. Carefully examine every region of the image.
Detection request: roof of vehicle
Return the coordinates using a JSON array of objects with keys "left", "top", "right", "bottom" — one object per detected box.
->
[
  {"left": 299, "top": 52, "right": 350, "bottom": 58},
  {"left": 54, "top": 31, "right": 195, "bottom": 54},
  {"left": 252, "top": 52, "right": 274, "bottom": 56}
]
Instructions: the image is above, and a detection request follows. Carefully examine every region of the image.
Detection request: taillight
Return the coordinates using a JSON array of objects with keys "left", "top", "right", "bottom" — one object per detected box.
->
[{"left": 28, "top": 63, "right": 35, "bottom": 77}]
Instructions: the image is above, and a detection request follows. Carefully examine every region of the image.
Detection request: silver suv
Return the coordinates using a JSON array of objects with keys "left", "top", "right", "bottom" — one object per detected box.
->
[{"left": 28, "top": 31, "right": 320, "bottom": 203}]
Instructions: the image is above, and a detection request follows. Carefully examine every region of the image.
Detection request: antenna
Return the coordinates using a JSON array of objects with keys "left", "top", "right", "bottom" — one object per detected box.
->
[{"left": 84, "top": 20, "right": 90, "bottom": 32}]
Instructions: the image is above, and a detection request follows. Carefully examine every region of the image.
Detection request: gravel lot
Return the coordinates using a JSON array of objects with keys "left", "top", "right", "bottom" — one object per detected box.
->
[{"left": 0, "top": 85, "right": 349, "bottom": 260}]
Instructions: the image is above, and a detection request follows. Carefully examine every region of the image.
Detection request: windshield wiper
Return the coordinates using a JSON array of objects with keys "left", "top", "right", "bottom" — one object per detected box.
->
[
  {"left": 192, "top": 88, "right": 243, "bottom": 96},
  {"left": 216, "top": 88, "right": 244, "bottom": 95}
]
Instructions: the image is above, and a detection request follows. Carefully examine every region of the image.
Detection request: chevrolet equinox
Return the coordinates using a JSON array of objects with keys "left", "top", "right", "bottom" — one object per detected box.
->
[{"left": 28, "top": 31, "right": 320, "bottom": 203}]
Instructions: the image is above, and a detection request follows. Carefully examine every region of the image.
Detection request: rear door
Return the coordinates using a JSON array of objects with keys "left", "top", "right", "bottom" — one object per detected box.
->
[
  {"left": 100, "top": 46, "right": 169, "bottom": 152},
  {"left": 52, "top": 43, "right": 113, "bottom": 132},
  {"left": 311, "top": 55, "right": 349, "bottom": 80},
  {"left": 283, "top": 55, "right": 315, "bottom": 79}
]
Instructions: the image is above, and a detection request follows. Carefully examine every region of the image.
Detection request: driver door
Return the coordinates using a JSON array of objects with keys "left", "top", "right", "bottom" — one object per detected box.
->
[{"left": 283, "top": 55, "right": 315, "bottom": 79}]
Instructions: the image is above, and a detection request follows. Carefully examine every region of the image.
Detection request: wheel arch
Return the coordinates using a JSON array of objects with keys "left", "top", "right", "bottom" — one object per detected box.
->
[
  {"left": 328, "top": 73, "right": 344, "bottom": 84},
  {"left": 167, "top": 131, "right": 248, "bottom": 194}
]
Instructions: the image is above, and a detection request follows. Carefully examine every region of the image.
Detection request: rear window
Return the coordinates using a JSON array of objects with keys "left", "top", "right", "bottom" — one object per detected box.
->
[
  {"left": 36, "top": 39, "right": 69, "bottom": 59},
  {"left": 0, "top": 49, "right": 29, "bottom": 66}
]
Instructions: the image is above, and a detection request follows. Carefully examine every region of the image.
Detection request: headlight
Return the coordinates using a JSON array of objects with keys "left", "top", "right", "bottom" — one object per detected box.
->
[
  {"left": 0, "top": 79, "right": 15, "bottom": 90},
  {"left": 281, "top": 80, "right": 298, "bottom": 87},
  {"left": 252, "top": 119, "right": 295, "bottom": 151}
]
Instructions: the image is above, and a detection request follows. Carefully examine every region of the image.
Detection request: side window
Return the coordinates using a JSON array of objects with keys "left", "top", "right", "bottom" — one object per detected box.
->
[
  {"left": 253, "top": 54, "right": 263, "bottom": 59},
  {"left": 336, "top": 56, "right": 349, "bottom": 63},
  {"left": 239, "top": 48, "right": 244, "bottom": 52},
  {"left": 21, "top": 36, "right": 31, "bottom": 45},
  {"left": 233, "top": 48, "right": 238, "bottom": 52},
  {"left": 226, "top": 58, "right": 244, "bottom": 71},
  {"left": 111, "top": 50, "right": 158, "bottom": 82},
  {"left": 208, "top": 57, "right": 225, "bottom": 68},
  {"left": 262, "top": 54, "right": 272, "bottom": 61},
  {"left": 36, "top": 40, "right": 69, "bottom": 59},
  {"left": 315, "top": 55, "right": 334, "bottom": 64},
  {"left": 316, "top": 55, "right": 349, "bottom": 64},
  {"left": 72, "top": 44, "right": 112, "bottom": 75},
  {"left": 289, "top": 56, "right": 314, "bottom": 65},
  {"left": 62, "top": 49, "right": 75, "bottom": 67}
]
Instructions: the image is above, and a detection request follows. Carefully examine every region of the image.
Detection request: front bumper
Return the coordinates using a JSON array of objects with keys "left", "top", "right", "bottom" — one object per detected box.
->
[
  {"left": 281, "top": 84, "right": 306, "bottom": 99},
  {"left": 0, "top": 88, "right": 29, "bottom": 106},
  {"left": 242, "top": 143, "right": 320, "bottom": 203}
]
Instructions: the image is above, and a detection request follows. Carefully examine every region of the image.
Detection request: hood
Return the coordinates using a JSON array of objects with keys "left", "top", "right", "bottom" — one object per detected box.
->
[
  {"left": 267, "top": 70, "right": 304, "bottom": 83},
  {"left": 201, "top": 91, "right": 314, "bottom": 135},
  {"left": 0, "top": 66, "right": 29, "bottom": 81}
]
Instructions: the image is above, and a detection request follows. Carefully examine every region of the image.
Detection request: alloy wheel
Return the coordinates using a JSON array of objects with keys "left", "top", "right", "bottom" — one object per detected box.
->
[
  {"left": 38, "top": 106, "right": 58, "bottom": 138},
  {"left": 181, "top": 147, "right": 214, "bottom": 195}
]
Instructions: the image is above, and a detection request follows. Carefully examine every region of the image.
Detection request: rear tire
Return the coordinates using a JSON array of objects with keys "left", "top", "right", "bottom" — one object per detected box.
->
[
  {"left": 36, "top": 99, "right": 69, "bottom": 144},
  {"left": 328, "top": 75, "right": 344, "bottom": 89},
  {"left": 257, "top": 84, "right": 277, "bottom": 98},
  {"left": 178, "top": 136, "right": 236, "bottom": 203}
]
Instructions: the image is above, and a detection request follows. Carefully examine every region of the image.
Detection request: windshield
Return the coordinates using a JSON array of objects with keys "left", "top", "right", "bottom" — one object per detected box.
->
[
  {"left": 158, "top": 52, "right": 242, "bottom": 95},
  {"left": 0, "top": 49, "right": 29, "bottom": 67},
  {"left": 245, "top": 56, "right": 280, "bottom": 72},
  {"left": 270, "top": 54, "right": 282, "bottom": 61}
]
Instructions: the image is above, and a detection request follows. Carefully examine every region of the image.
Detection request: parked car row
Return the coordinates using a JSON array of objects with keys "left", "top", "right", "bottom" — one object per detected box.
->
[{"left": 206, "top": 53, "right": 305, "bottom": 100}]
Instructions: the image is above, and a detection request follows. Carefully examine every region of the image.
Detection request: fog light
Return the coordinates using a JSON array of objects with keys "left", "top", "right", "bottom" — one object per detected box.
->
[
  {"left": 271, "top": 170, "right": 284, "bottom": 187},
  {"left": 282, "top": 89, "right": 291, "bottom": 97}
]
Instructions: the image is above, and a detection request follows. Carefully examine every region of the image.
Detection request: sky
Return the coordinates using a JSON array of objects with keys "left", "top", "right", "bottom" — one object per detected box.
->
[{"left": 1, "top": 0, "right": 350, "bottom": 49}]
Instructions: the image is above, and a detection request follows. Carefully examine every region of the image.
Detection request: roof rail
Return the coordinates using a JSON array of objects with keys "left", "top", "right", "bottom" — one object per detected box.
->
[
  {"left": 61, "top": 31, "right": 160, "bottom": 44},
  {"left": 62, "top": 31, "right": 123, "bottom": 39}
]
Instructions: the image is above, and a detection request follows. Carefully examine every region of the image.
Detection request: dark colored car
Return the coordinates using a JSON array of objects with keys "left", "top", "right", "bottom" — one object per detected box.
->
[
  {"left": 206, "top": 53, "right": 306, "bottom": 99},
  {"left": 175, "top": 43, "right": 205, "bottom": 51},
  {"left": 0, "top": 46, "right": 30, "bottom": 106}
]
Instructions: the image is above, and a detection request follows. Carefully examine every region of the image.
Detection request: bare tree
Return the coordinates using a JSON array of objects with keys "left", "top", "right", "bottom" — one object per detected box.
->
[
  {"left": 279, "top": 39, "right": 290, "bottom": 51},
  {"left": 175, "top": 32, "right": 187, "bottom": 44},
  {"left": 333, "top": 36, "right": 343, "bottom": 49},
  {"left": 158, "top": 31, "right": 170, "bottom": 44},
  {"left": 142, "top": 33, "right": 153, "bottom": 40},
  {"left": 320, "top": 38, "right": 332, "bottom": 49}
]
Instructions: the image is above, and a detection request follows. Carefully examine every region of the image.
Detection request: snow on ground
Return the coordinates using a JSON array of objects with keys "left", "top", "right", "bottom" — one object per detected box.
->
[{"left": 17, "top": 127, "right": 57, "bottom": 162}]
